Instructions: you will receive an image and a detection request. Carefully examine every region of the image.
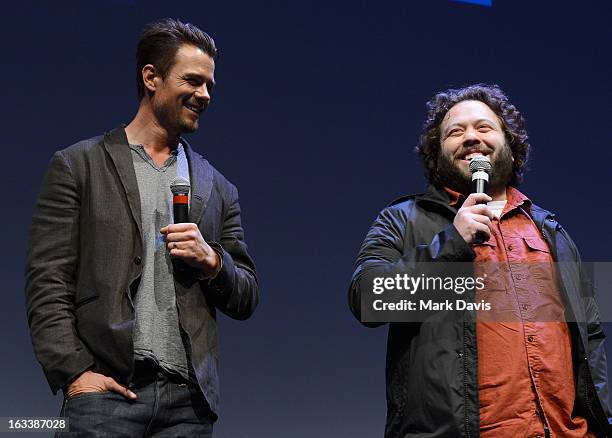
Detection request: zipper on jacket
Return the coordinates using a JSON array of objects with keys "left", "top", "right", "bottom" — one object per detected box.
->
[
  {"left": 540, "top": 226, "right": 552, "bottom": 251},
  {"left": 584, "top": 361, "right": 609, "bottom": 436},
  {"left": 538, "top": 409, "right": 551, "bottom": 438}
]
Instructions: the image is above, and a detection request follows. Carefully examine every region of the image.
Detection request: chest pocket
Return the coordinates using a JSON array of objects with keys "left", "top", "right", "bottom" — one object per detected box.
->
[
  {"left": 523, "top": 236, "right": 549, "bottom": 256},
  {"left": 518, "top": 235, "right": 561, "bottom": 297}
]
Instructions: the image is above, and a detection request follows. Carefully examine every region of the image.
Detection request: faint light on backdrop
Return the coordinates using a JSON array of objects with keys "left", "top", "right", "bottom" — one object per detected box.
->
[{"left": 453, "top": 0, "right": 493, "bottom": 6}]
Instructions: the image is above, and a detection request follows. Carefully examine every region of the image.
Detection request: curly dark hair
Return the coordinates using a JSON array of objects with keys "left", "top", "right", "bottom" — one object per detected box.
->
[
  {"left": 136, "top": 18, "right": 218, "bottom": 100},
  {"left": 415, "top": 84, "right": 530, "bottom": 187}
]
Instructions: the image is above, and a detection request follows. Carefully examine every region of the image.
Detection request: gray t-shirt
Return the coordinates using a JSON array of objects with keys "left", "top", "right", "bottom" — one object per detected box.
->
[{"left": 129, "top": 143, "right": 191, "bottom": 380}]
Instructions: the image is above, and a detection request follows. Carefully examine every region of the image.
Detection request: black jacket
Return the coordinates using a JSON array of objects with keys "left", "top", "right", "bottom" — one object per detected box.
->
[
  {"left": 25, "top": 127, "right": 258, "bottom": 417},
  {"left": 349, "top": 185, "right": 611, "bottom": 437}
]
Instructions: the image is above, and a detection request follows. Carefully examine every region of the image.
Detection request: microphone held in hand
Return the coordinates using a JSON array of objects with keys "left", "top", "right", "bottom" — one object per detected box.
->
[
  {"left": 469, "top": 155, "right": 492, "bottom": 196},
  {"left": 169, "top": 177, "right": 191, "bottom": 275},
  {"left": 469, "top": 156, "right": 492, "bottom": 244},
  {"left": 170, "top": 177, "right": 190, "bottom": 223}
]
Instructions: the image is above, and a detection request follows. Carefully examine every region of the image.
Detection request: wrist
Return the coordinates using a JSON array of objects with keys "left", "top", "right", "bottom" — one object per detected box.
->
[{"left": 197, "top": 247, "right": 223, "bottom": 280}]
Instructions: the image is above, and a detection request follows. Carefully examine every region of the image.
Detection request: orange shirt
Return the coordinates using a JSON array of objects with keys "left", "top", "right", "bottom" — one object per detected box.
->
[{"left": 447, "top": 187, "right": 593, "bottom": 438}]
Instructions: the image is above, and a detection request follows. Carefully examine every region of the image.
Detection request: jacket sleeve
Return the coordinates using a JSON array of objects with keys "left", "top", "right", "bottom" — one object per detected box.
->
[
  {"left": 560, "top": 226, "right": 612, "bottom": 425},
  {"left": 25, "top": 151, "right": 95, "bottom": 394},
  {"left": 582, "top": 266, "right": 612, "bottom": 422},
  {"left": 205, "top": 183, "right": 259, "bottom": 320},
  {"left": 348, "top": 204, "right": 475, "bottom": 326}
]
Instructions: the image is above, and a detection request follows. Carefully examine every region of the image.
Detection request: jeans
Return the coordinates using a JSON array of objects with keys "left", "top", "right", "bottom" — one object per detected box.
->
[{"left": 56, "top": 361, "right": 214, "bottom": 437}]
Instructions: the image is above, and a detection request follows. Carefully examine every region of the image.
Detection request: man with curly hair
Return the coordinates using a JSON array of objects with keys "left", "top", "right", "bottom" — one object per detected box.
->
[{"left": 349, "top": 84, "right": 611, "bottom": 437}]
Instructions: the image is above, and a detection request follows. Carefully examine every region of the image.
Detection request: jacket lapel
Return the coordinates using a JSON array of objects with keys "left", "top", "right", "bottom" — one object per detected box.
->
[
  {"left": 182, "top": 138, "right": 213, "bottom": 224},
  {"left": 103, "top": 126, "right": 143, "bottom": 236}
]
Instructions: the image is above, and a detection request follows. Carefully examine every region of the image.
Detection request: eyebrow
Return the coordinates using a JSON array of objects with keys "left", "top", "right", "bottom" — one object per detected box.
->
[{"left": 443, "top": 118, "right": 500, "bottom": 134}]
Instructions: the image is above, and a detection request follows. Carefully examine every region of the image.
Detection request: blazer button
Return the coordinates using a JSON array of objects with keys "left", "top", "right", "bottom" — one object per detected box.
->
[{"left": 134, "top": 256, "right": 142, "bottom": 265}]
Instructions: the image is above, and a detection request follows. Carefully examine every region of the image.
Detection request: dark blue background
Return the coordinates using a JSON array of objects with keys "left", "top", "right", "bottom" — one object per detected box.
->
[{"left": 3, "top": 1, "right": 611, "bottom": 436}]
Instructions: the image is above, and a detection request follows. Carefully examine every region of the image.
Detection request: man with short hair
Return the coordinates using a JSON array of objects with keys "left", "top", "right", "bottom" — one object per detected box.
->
[
  {"left": 26, "top": 18, "right": 258, "bottom": 436},
  {"left": 349, "top": 84, "right": 611, "bottom": 437}
]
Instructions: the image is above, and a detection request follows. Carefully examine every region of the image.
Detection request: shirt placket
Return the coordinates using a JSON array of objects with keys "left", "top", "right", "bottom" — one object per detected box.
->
[{"left": 498, "top": 217, "right": 550, "bottom": 438}]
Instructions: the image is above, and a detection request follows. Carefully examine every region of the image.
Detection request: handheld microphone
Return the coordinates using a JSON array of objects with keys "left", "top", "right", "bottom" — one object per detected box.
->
[
  {"left": 469, "top": 156, "right": 492, "bottom": 244},
  {"left": 469, "top": 155, "right": 492, "bottom": 195},
  {"left": 170, "top": 177, "right": 190, "bottom": 223},
  {"left": 169, "top": 177, "right": 191, "bottom": 274}
]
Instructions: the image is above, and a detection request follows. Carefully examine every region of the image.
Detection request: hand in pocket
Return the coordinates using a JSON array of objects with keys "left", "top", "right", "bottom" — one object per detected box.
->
[{"left": 65, "top": 370, "right": 137, "bottom": 400}]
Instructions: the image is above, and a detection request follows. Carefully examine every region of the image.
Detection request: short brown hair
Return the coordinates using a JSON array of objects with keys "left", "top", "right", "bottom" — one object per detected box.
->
[{"left": 136, "top": 18, "right": 218, "bottom": 100}]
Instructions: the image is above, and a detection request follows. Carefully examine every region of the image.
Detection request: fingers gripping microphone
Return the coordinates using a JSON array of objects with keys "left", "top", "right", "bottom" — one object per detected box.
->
[
  {"left": 469, "top": 156, "right": 492, "bottom": 195},
  {"left": 170, "top": 177, "right": 190, "bottom": 223}
]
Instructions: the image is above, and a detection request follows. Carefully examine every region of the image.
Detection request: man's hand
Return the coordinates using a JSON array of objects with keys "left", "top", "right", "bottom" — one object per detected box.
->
[
  {"left": 453, "top": 193, "right": 494, "bottom": 244},
  {"left": 65, "top": 370, "right": 137, "bottom": 400},
  {"left": 160, "top": 223, "right": 220, "bottom": 278}
]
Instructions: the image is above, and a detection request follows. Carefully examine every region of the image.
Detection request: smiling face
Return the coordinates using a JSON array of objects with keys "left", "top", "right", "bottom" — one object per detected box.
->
[
  {"left": 149, "top": 44, "right": 216, "bottom": 135},
  {"left": 437, "top": 100, "right": 514, "bottom": 195}
]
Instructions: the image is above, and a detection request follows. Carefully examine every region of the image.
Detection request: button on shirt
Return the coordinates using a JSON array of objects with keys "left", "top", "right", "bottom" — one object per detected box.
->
[{"left": 446, "top": 187, "right": 593, "bottom": 437}]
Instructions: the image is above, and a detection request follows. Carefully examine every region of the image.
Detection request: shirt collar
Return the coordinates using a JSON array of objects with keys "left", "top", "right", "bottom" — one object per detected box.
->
[
  {"left": 502, "top": 186, "right": 531, "bottom": 217},
  {"left": 442, "top": 186, "right": 531, "bottom": 213}
]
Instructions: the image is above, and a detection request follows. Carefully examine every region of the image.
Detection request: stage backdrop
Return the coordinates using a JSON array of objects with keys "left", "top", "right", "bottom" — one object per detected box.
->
[{"left": 2, "top": 1, "right": 611, "bottom": 436}]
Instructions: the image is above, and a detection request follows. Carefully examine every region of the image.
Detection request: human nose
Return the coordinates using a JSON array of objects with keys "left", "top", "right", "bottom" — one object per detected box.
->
[
  {"left": 194, "top": 84, "right": 210, "bottom": 104},
  {"left": 462, "top": 127, "right": 481, "bottom": 146}
]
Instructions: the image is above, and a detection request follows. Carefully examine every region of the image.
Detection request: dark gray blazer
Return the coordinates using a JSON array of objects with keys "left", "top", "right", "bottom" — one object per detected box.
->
[{"left": 25, "top": 126, "right": 258, "bottom": 417}]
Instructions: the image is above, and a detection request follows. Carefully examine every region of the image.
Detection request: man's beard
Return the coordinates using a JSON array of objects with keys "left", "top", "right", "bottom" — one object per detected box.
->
[
  {"left": 154, "top": 100, "right": 199, "bottom": 135},
  {"left": 435, "top": 143, "right": 514, "bottom": 196}
]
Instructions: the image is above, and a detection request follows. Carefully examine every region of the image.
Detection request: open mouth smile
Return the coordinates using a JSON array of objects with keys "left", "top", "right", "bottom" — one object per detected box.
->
[
  {"left": 184, "top": 104, "right": 203, "bottom": 115},
  {"left": 457, "top": 151, "right": 491, "bottom": 163}
]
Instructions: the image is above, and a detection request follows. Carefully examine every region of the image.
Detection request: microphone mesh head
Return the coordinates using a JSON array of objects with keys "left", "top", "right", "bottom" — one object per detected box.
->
[
  {"left": 469, "top": 155, "right": 492, "bottom": 174},
  {"left": 170, "top": 176, "right": 190, "bottom": 195}
]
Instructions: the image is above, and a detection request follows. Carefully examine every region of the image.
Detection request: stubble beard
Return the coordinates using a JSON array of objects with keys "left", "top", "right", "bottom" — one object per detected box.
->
[
  {"left": 179, "top": 111, "right": 199, "bottom": 133},
  {"left": 153, "top": 99, "right": 199, "bottom": 136}
]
